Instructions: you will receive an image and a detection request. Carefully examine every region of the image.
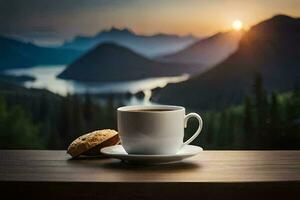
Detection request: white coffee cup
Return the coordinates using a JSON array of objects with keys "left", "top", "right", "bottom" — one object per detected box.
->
[{"left": 117, "top": 105, "right": 203, "bottom": 155}]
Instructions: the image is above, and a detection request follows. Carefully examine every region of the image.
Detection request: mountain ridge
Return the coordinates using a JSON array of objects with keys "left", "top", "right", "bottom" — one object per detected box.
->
[
  {"left": 60, "top": 27, "right": 198, "bottom": 57},
  {"left": 0, "top": 35, "right": 83, "bottom": 70},
  {"left": 159, "top": 30, "right": 243, "bottom": 67},
  {"left": 153, "top": 14, "right": 300, "bottom": 110},
  {"left": 58, "top": 42, "right": 205, "bottom": 82}
]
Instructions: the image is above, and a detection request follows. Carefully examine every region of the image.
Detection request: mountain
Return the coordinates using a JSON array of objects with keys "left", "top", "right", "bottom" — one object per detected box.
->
[
  {"left": 0, "top": 36, "right": 83, "bottom": 70},
  {"left": 159, "top": 31, "right": 243, "bottom": 67},
  {"left": 58, "top": 43, "right": 204, "bottom": 82},
  {"left": 60, "top": 27, "right": 197, "bottom": 57},
  {"left": 0, "top": 74, "right": 35, "bottom": 84},
  {"left": 153, "top": 15, "right": 300, "bottom": 110}
]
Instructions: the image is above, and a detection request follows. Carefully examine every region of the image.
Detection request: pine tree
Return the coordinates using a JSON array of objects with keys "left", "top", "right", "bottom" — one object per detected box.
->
[
  {"left": 105, "top": 95, "right": 117, "bottom": 129},
  {"left": 269, "top": 92, "right": 281, "bottom": 147},
  {"left": 206, "top": 114, "right": 214, "bottom": 145},
  {"left": 286, "top": 86, "right": 300, "bottom": 121},
  {"left": 83, "top": 93, "right": 94, "bottom": 131},
  {"left": 285, "top": 86, "right": 300, "bottom": 148},
  {"left": 253, "top": 73, "right": 269, "bottom": 148},
  {"left": 0, "top": 97, "right": 42, "bottom": 149},
  {"left": 72, "top": 95, "right": 85, "bottom": 138},
  {"left": 218, "top": 111, "right": 228, "bottom": 149},
  {"left": 226, "top": 109, "right": 235, "bottom": 149},
  {"left": 243, "top": 95, "right": 254, "bottom": 148},
  {"left": 58, "top": 94, "right": 74, "bottom": 147}
]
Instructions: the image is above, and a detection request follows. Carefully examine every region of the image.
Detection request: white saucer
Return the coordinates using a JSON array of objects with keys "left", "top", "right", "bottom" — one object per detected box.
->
[{"left": 100, "top": 145, "right": 203, "bottom": 165}]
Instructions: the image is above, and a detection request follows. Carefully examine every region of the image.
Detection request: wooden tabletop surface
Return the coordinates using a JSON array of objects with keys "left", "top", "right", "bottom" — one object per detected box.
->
[
  {"left": 1, "top": 150, "right": 300, "bottom": 200},
  {"left": 1, "top": 150, "right": 300, "bottom": 183}
]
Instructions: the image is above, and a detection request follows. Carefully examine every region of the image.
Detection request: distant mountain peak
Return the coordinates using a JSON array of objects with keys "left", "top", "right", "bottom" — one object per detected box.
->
[
  {"left": 212, "top": 30, "right": 245, "bottom": 37},
  {"left": 267, "top": 14, "right": 297, "bottom": 24},
  {"left": 251, "top": 14, "right": 299, "bottom": 32},
  {"left": 271, "top": 14, "right": 294, "bottom": 21},
  {"left": 61, "top": 27, "right": 198, "bottom": 57},
  {"left": 91, "top": 42, "right": 136, "bottom": 53},
  {"left": 159, "top": 30, "right": 243, "bottom": 66},
  {"left": 97, "top": 27, "right": 134, "bottom": 36},
  {"left": 0, "top": 35, "right": 82, "bottom": 70},
  {"left": 58, "top": 41, "right": 203, "bottom": 82},
  {"left": 110, "top": 27, "right": 133, "bottom": 33}
]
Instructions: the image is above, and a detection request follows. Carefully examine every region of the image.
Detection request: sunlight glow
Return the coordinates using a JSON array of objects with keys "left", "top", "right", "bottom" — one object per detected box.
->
[{"left": 232, "top": 20, "right": 243, "bottom": 31}]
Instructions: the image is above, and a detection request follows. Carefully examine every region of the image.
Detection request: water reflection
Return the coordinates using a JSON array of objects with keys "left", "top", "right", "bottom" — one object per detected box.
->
[{"left": 5, "top": 65, "right": 188, "bottom": 105}]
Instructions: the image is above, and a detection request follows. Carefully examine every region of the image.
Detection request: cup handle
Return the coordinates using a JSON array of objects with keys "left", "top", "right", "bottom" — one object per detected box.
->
[{"left": 182, "top": 113, "right": 203, "bottom": 147}]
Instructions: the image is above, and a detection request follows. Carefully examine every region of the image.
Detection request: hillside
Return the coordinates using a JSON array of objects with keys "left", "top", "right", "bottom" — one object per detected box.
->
[
  {"left": 159, "top": 31, "right": 243, "bottom": 67},
  {"left": 0, "top": 36, "right": 82, "bottom": 70},
  {"left": 60, "top": 27, "right": 197, "bottom": 57},
  {"left": 153, "top": 15, "right": 300, "bottom": 110},
  {"left": 0, "top": 74, "right": 35, "bottom": 84},
  {"left": 58, "top": 43, "right": 204, "bottom": 82}
]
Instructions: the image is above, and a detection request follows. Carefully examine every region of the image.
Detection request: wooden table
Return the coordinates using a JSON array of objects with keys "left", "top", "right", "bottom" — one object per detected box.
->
[{"left": 0, "top": 150, "right": 300, "bottom": 200}]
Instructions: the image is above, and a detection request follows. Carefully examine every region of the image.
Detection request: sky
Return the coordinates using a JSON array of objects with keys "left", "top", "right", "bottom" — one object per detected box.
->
[{"left": 0, "top": 0, "right": 299, "bottom": 45}]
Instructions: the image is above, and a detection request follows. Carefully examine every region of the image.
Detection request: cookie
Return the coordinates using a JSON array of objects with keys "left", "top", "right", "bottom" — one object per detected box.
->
[{"left": 67, "top": 129, "right": 120, "bottom": 158}]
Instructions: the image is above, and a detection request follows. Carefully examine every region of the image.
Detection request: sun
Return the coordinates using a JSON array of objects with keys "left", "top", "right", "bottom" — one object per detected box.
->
[{"left": 232, "top": 20, "right": 243, "bottom": 31}]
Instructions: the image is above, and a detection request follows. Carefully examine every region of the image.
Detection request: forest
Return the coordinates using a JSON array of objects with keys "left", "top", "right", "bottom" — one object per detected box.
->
[
  {"left": 0, "top": 87, "right": 118, "bottom": 149},
  {"left": 189, "top": 74, "right": 300, "bottom": 149},
  {"left": 0, "top": 74, "right": 299, "bottom": 150}
]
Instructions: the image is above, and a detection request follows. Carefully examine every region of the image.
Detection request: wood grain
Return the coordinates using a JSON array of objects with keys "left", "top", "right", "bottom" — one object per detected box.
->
[
  {"left": 0, "top": 150, "right": 299, "bottom": 199},
  {"left": 1, "top": 150, "right": 300, "bottom": 182}
]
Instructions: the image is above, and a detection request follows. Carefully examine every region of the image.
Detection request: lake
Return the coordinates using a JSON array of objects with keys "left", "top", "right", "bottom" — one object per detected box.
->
[{"left": 5, "top": 65, "right": 188, "bottom": 105}]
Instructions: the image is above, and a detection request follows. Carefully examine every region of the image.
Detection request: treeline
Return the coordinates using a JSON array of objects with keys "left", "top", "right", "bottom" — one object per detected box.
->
[
  {"left": 1, "top": 74, "right": 300, "bottom": 150},
  {"left": 188, "top": 74, "right": 300, "bottom": 149},
  {"left": 0, "top": 87, "right": 118, "bottom": 149}
]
